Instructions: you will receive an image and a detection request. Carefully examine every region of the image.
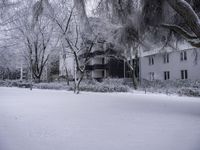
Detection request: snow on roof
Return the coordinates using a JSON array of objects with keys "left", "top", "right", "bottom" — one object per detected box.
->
[{"left": 140, "top": 41, "right": 197, "bottom": 57}]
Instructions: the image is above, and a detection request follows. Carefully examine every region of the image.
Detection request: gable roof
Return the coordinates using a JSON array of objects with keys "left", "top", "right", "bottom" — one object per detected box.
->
[{"left": 139, "top": 41, "right": 198, "bottom": 57}]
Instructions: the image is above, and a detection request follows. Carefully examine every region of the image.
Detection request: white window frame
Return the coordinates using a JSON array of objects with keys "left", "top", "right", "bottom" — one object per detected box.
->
[{"left": 149, "top": 72, "right": 155, "bottom": 81}]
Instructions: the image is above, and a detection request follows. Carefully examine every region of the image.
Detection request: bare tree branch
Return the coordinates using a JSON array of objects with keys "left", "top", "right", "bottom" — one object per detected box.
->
[
  {"left": 161, "top": 24, "right": 198, "bottom": 39},
  {"left": 166, "top": 0, "right": 200, "bottom": 38}
]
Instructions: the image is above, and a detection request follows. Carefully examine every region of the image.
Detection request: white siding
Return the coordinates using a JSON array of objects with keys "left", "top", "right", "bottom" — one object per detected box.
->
[{"left": 140, "top": 49, "right": 200, "bottom": 81}]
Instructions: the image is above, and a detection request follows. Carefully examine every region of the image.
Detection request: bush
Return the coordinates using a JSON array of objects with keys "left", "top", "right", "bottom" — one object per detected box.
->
[
  {"left": 33, "top": 82, "right": 71, "bottom": 90},
  {"left": 2, "top": 79, "right": 200, "bottom": 96},
  {"left": 139, "top": 79, "right": 200, "bottom": 97},
  {"left": 79, "top": 78, "right": 130, "bottom": 92},
  {"left": 31, "top": 78, "right": 129, "bottom": 92},
  {"left": 0, "top": 80, "right": 10, "bottom": 87},
  {"left": 140, "top": 79, "right": 200, "bottom": 89},
  {"left": 178, "top": 88, "right": 200, "bottom": 97},
  {"left": 0, "top": 80, "right": 31, "bottom": 88}
]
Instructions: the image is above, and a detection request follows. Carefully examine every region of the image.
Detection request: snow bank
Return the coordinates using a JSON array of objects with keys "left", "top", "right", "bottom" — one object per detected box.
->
[
  {"left": 0, "top": 87, "right": 200, "bottom": 150},
  {"left": 140, "top": 79, "right": 200, "bottom": 97}
]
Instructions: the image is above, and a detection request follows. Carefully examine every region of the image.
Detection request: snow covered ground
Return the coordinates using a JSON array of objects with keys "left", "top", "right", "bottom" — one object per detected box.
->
[{"left": 0, "top": 87, "right": 200, "bottom": 150}]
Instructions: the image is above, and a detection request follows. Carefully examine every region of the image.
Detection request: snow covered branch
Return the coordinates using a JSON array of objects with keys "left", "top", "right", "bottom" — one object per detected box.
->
[{"left": 166, "top": 0, "right": 200, "bottom": 38}]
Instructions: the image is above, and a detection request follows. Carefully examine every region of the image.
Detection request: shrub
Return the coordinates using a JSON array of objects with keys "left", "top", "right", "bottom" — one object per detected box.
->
[
  {"left": 0, "top": 80, "right": 31, "bottom": 88},
  {"left": 178, "top": 88, "right": 200, "bottom": 97},
  {"left": 139, "top": 79, "right": 200, "bottom": 97},
  {"left": 0, "top": 80, "right": 11, "bottom": 87},
  {"left": 140, "top": 79, "right": 200, "bottom": 89},
  {"left": 33, "top": 82, "right": 71, "bottom": 90},
  {"left": 79, "top": 78, "right": 130, "bottom": 92}
]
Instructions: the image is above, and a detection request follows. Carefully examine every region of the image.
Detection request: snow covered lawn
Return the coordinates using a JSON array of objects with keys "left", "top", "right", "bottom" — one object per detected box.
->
[{"left": 0, "top": 87, "right": 200, "bottom": 150}]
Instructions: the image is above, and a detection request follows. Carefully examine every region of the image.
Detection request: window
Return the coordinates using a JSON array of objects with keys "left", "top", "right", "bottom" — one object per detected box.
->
[
  {"left": 180, "top": 51, "right": 187, "bottom": 61},
  {"left": 181, "top": 70, "right": 188, "bottom": 79},
  {"left": 102, "top": 58, "right": 105, "bottom": 64},
  {"left": 164, "top": 71, "right": 170, "bottom": 80},
  {"left": 149, "top": 56, "right": 154, "bottom": 65},
  {"left": 149, "top": 72, "right": 154, "bottom": 81},
  {"left": 163, "top": 53, "right": 169, "bottom": 63},
  {"left": 101, "top": 70, "right": 105, "bottom": 77}
]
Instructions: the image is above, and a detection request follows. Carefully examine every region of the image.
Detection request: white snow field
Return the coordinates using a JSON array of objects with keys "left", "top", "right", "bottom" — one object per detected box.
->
[{"left": 0, "top": 87, "right": 200, "bottom": 150}]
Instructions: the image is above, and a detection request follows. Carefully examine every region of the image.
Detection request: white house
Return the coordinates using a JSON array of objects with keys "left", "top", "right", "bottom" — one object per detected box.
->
[{"left": 139, "top": 44, "right": 200, "bottom": 81}]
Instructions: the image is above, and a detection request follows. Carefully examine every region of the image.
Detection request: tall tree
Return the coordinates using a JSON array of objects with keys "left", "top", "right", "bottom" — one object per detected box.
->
[{"left": 9, "top": 1, "right": 59, "bottom": 84}]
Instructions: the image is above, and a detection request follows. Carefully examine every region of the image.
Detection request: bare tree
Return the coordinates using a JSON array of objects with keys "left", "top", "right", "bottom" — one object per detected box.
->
[
  {"left": 9, "top": 1, "right": 59, "bottom": 86},
  {"left": 65, "top": 32, "right": 97, "bottom": 94},
  {"left": 51, "top": 6, "right": 96, "bottom": 93}
]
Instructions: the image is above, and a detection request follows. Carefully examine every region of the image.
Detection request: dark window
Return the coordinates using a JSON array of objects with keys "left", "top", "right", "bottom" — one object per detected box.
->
[
  {"left": 149, "top": 57, "right": 151, "bottom": 65},
  {"left": 102, "top": 58, "right": 105, "bottom": 64},
  {"left": 102, "top": 70, "right": 105, "bottom": 77},
  {"left": 180, "top": 51, "right": 187, "bottom": 61},
  {"left": 184, "top": 51, "right": 187, "bottom": 60},
  {"left": 164, "top": 71, "right": 170, "bottom": 80},
  {"left": 185, "top": 70, "right": 188, "bottom": 79},
  {"left": 181, "top": 70, "right": 188, "bottom": 79},
  {"left": 149, "top": 56, "right": 154, "bottom": 65},
  {"left": 164, "top": 53, "right": 169, "bottom": 63},
  {"left": 180, "top": 52, "right": 183, "bottom": 61},
  {"left": 181, "top": 70, "right": 184, "bottom": 79}
]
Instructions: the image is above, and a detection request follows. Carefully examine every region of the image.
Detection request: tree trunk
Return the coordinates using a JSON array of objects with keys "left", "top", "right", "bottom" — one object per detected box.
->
[
  {"left": 74, "top": 72, "right": 84, "bottom": 94},
  {"left": 66, "top": 78, "right": 70, "bottom": 86},
  {"left": 74, "top": 79, "right": 81, "bottom": 94},
  {"left": 65, "top": 69, "right": 70, "bottom": 86},
  {"left": 132, "top": 69, "right": 138, "bottom": 89},
  {"left": 74, "top": 83, "right": 79, "bottom": 94},
  {"left": 34, "top": 77, "right": 41, "bottom": 83},
  {"left": 30, "top": 57, "right": 33, "bottom": 91}
]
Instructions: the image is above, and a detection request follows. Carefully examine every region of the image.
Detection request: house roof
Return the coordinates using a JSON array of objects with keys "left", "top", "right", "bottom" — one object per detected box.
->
[{"left": 139, "top": 41, "right": 198, "bottom": 57}]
